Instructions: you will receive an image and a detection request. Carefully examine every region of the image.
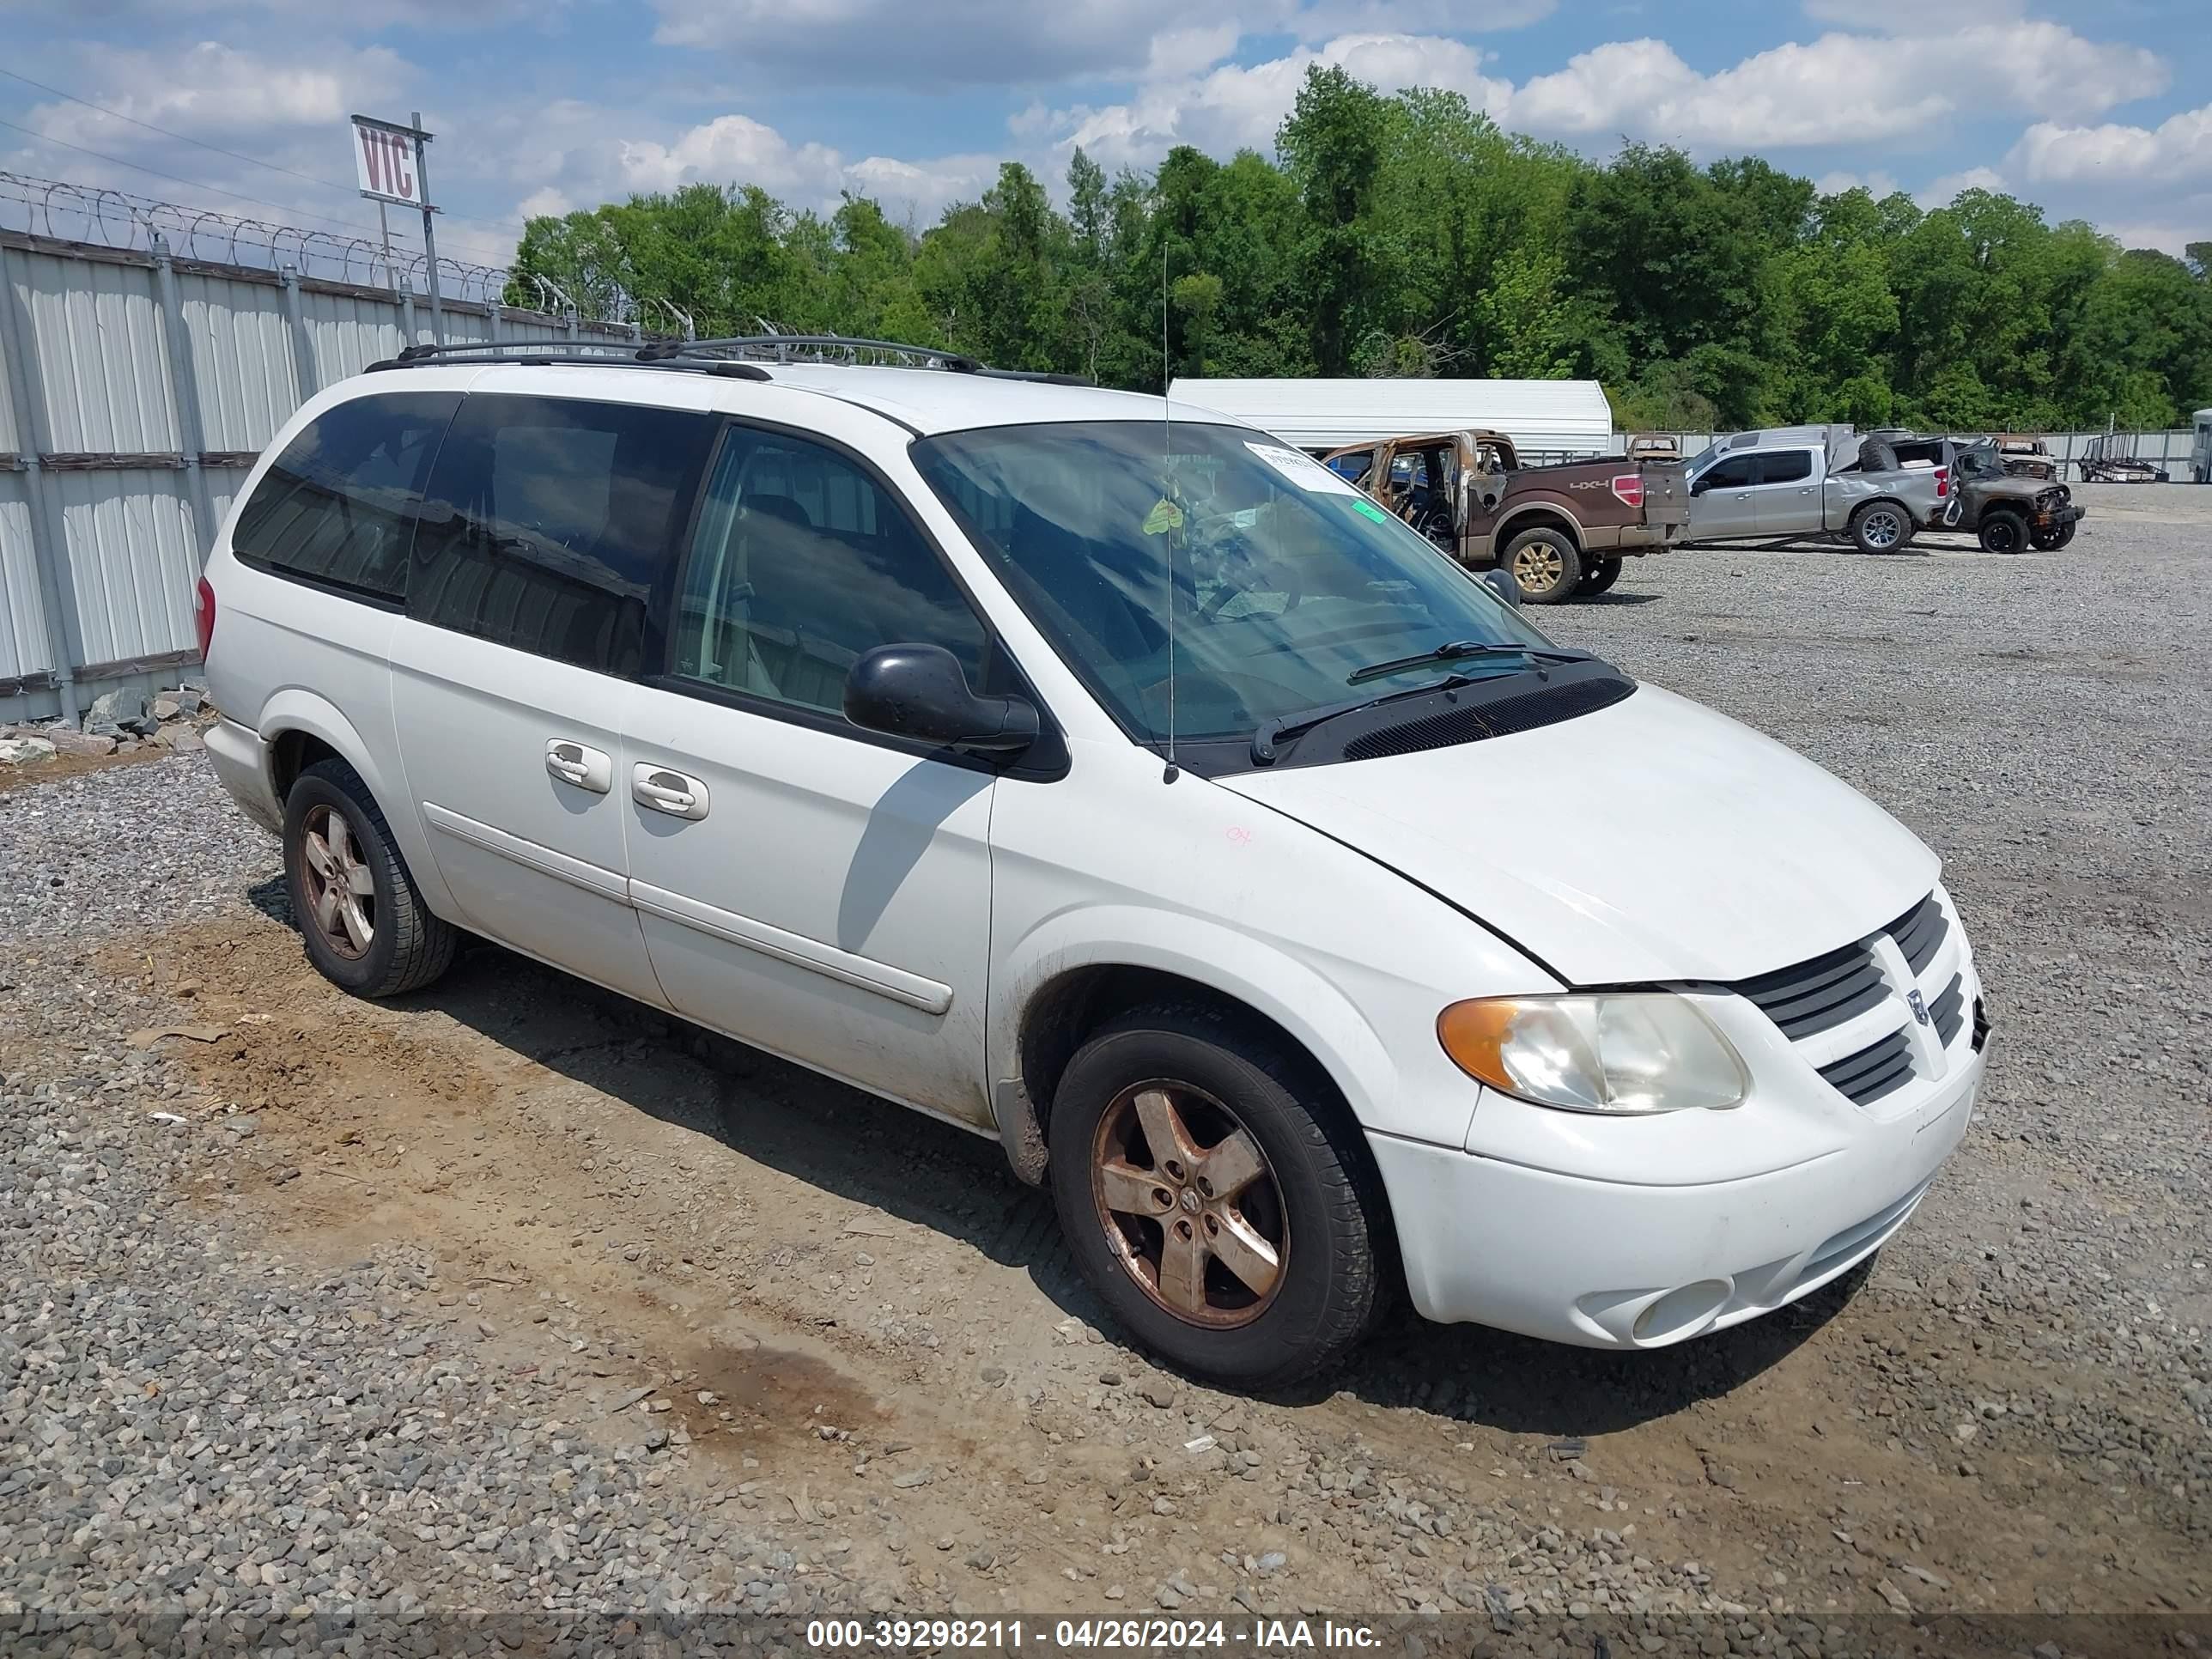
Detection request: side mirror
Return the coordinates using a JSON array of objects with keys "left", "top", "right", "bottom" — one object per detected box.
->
[
  {"left": 1688, "top": 474, "right": 1710, "bottom": 496},
  {"left": 844, "top": 644, "right": 1039, "bottom": 757},
  {"left": 1480, "top": 568, "right": 1522, "bottom": 609}
]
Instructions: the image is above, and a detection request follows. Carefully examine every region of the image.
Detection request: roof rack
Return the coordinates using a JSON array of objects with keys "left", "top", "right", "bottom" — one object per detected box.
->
[{"left": 364, "top": 333, "right": 1094, "bottom": 386}]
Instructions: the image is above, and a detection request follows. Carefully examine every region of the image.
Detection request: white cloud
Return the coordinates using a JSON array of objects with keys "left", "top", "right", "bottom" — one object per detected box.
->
[
  {"left": 31, "top": 40, "right": 410, "bottom": 147},
  {"left": 2008, "top": 104, "right": 2212, "bottom": 185},
  {"left": 642, "top": 0, "right": 1550, "bottom": 85},
  {"left": 482, "top": 103, "right": 999, "bottom": 231},
  {"left": 1814, "top": 168, "right": 1900, "bottom": 198},
  {"left": 1914, "top": 166, "right": 2006, "bottom": 210},
  {"left": 1498, "top": 22, "right": 2160, "bottom": 150},
  {"left": 1037, "top": 32, "right": 1510, "bottom": 173}
]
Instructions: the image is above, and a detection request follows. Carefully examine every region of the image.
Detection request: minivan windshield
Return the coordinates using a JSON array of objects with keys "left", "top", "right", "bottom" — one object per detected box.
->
[{"left": 912, "top": 421, "right": 1565, "bottom": 749}]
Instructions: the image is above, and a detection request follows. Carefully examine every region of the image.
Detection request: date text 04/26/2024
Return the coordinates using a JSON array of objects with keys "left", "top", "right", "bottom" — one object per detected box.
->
[{"left": 802, "top": 1619, "right": 1382, "bottom": 1650}]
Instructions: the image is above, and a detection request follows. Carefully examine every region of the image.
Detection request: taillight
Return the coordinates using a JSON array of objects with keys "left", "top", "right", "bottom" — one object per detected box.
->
[
  {"left": 1934, "top": 466, "right": 1949, "bottom": 499},
  {"left": 193, "top": 575, "right": 216, "bottom": 659},
  {"left": 1610, "top": 473, "right": 1644, "bottom": 509}
]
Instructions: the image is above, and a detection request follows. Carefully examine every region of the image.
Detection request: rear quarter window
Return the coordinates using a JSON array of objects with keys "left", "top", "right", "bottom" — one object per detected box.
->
[{"left": 230, "top": 392, "right": 459, "bottom": 601}]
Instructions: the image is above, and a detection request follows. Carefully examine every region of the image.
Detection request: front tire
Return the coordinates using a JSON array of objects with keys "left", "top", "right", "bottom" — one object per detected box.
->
[
  {"left": 2030, "top": 520, "right": 2075, "bottom": 550},
  {"left": 1501, "top": 527, "right": 1582, "bottom": 604},
  {"left": 1850, "top": 501, "right": 1912, "bottom": 554},
  {"left": 1048, "top": 1002, "right": 1388, "bottom": 1389},
  {"left": 1978, "top": 509, "right": 2029, "bottom": 555},
  {"left": 283, "top": 757, "right": 458, "bottom": 998}
]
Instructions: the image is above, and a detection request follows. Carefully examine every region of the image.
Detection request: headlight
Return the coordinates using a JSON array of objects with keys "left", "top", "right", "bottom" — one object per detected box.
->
[{"left": 1437, "top": 994, "right": 1748, "bottom": 1115}]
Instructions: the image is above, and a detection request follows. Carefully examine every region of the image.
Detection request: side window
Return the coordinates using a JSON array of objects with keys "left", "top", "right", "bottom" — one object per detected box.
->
[
  {"left": 671, "top": 427, "right": 990, "bottom": 719},
  {"left": 1755, "top": 451, "right": 1813, "bottom": 485},
  {"left": 409, "top": 395, "right": 718, "bottom": 675},
  {"left": 1699, "top": 455, "right": 1756, "bottom": 489},
  {"left": 231, "top": 392, "right": 458, "bottom": 600}
]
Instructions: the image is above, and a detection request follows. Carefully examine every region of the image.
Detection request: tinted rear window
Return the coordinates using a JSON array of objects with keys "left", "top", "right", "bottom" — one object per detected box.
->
[
  {"left": 231, "top": 392, "right": 459, "bottom": 600},
  {"left": 409, "top": 394, "right": 718, "bottom": 675},
  {"left": 1757, "top": 450, "right": 1813, "bottom": 485}
]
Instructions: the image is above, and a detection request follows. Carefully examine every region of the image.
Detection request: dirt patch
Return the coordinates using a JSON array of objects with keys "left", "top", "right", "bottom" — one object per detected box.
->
[
  {"left": 75, "top": 907, "right": 2212, "bottom": 1620},
  {"left": 0, "top": 744, "right": 170, "bottom": 793}
]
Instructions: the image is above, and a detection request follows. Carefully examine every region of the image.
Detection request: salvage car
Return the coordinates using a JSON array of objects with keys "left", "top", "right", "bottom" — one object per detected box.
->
[
  {"left": 1952, "top": 442, "right": 2087, "bottom": 551},
  {"left": 1320, "top": 429, "right": 1688, "bottom": 602},
  {"left": 197, "top": 337, "right": 1986, "bottom": 1387},
  {"left": 1684, "top": 426, "right": 1954, "bottom": 554},
  {"left": 1989, "top": 434, "right": 2058, "bottom": 481}
]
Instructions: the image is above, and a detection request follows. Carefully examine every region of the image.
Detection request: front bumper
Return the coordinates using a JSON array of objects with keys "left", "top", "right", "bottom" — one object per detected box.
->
[{"left": 1369, "top": 1030, "right": 1983, "bottom": 1350}]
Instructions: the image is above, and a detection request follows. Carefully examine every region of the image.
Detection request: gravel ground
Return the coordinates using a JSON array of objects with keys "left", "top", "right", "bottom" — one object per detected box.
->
[{"left": 2, "top": 493, "right": 2206, "bottom": 1656}]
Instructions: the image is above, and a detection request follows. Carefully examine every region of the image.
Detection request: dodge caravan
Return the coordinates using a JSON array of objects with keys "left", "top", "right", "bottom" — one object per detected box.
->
[{"left": 198, "top": 338, "right": 1986, "bottom": 1386}]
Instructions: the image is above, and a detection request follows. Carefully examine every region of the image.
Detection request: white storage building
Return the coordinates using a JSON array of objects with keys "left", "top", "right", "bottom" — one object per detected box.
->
[{"left": 1165, "top": 377, "right": 1614, "bottom": 460}]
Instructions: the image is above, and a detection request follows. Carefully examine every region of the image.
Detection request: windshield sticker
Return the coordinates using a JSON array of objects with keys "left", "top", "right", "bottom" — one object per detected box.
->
[
  {"left": 1244, "top": 441, "right": 1361, "bottom": 496},
  {"left": 1352, "top": 499, "right": 1390, "bottom": 524},
  {"left": 1141, "top": 497, "right": 1186, "bottom": 536}
]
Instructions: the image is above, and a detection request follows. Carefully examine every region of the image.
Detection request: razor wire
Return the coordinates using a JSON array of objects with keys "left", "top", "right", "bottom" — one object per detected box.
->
[{"left": 0, "top": 170, "right": 529, "bottom": 309}]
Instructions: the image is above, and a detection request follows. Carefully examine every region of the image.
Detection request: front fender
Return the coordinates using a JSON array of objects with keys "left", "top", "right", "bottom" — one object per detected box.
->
[{"left": 989, "top": 904, "right": 1417, "bottom": 1148}]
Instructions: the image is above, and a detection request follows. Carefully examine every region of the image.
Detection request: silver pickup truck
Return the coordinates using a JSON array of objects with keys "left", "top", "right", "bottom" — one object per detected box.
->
[{"left": 1683, "top": 426, "right": 1956, "bottom": 553}]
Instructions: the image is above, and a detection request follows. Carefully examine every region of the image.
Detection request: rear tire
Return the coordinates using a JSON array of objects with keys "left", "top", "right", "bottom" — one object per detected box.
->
[
  {"left": 1047, "top": 1001, "right": 1389, "bottom": 1389},
  {"left": 283, "top": 757, "right": 458, "bottom": 999},
  {"left": 1978, "top": 509, "right": 2029, "bottom": 555},
  {"left": 1576, "top": 556, "right": 1624, "bottom": 595},
  {"left": 1850, "top": 501, "right": 1912, "bottom": 554},
  {"left": 1501, "top": 527, "right": 1582, "bottom": 604}
]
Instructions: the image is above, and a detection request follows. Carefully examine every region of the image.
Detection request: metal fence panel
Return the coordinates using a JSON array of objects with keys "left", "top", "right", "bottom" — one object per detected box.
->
[
  {"left": 179, "top": 270, "right": 297, "bottom": 453},
  {"left": 301, "top": 288, "right": 408, "bottom": 386},
  {"left": 0, "top": 474, "right": 52, "bottom": 682},
  {"left": 51, "top": 468, "right": 200, "bottom": 666},
  {"left": 17, "top": 246, "right": 179, "bottom": 453}
]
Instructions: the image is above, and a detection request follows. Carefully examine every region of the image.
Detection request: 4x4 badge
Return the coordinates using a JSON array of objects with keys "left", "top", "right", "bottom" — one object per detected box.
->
[{"left": 1906, "top": 988, "right": 1930, "bottom": 1025}]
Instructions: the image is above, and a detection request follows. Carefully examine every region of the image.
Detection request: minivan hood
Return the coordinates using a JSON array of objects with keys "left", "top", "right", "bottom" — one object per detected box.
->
[{"left": 1218, "top": 684, "right": 1938, "bottom": 987}]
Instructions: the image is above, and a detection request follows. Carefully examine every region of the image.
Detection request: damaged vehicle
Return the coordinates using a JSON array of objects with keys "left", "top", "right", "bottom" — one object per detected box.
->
[
  {"left": 1320, "top": 428, "right": 1688, "bottom": 603},
  {"left": 1989, "top": 434, "right": 2058, "bottom": 482},
  {"left": 1952, "top": 442, "right": 2087, "bottom": 551},
  {"left": 1683, "top": 426, "right": 1954, "bottom": 554}
]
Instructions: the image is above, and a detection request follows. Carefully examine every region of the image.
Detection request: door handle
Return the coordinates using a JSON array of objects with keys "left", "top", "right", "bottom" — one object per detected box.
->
[
  {"left": 545, "top": 738, "right": 612, "bottom": 793},
  {"left": 632, "top": 763, "right": 710, "bottom": 821}
]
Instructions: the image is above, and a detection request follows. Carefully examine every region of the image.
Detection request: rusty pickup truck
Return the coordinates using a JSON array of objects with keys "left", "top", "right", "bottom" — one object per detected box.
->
[{"left": 1319, "top": 429, "right": 1688, "bottom": 602}]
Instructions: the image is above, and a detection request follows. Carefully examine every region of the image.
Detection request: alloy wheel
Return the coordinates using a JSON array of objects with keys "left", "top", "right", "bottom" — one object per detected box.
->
[
  {"left": 1090, "top": 1082, "right": 1288, "bottom": 1328},
  {"left": 1510, "top": 544, "right": 1565, "bottom": 593},
  {"left": 1863, "top": 509, "right": 1902, "bottom": 549},
  {"left": 300, "top": 803, "right": 375, "bottom": 959}
]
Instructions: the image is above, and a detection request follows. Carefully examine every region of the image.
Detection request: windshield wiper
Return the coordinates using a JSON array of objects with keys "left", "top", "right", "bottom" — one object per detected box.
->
[
  {"left": 1346, "top": 639, "right": 1592, "bottom": 684},
  {"left": 1250, "top": 674, "right": 1480, "bottom": 765}
]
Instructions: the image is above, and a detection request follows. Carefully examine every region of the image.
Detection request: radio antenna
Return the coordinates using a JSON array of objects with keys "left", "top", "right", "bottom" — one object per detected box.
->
[{"left": 1160, "top": 234, "right": 1179, "bottom": 784}]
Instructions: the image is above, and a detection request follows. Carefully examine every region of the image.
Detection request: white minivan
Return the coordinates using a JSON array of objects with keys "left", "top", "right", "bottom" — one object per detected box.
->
[{"left": 198, "top": 339, "right": 1986, "bottom": 1386}]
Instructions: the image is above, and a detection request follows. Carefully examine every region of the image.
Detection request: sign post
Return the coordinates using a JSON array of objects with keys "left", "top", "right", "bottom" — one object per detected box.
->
[{"left": 349, "top": 112, "right": 443, "bottom": 345}]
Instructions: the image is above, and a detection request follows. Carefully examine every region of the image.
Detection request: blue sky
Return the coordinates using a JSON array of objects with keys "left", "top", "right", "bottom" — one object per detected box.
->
[{"left": 1, "top": 0, "right": 2205, "bottom": 275}]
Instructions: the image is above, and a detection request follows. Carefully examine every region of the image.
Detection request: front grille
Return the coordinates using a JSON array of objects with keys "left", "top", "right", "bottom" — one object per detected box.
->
[
  {"left": 1732, "top": 941, "right": 1888, "bottom": 1040},
  {"left": 1727, "top": 889, "right": 1971, "bottom": 1109},
  {"left": 1818, "top": 1030, "right": 1915, "bottom": 1106},
  {"left": 1928, "top": 973, "right": 1965, "bottom": 1046},
  {"left": 1887, "top": 893, "right": 1948, "bottom": 975},
  {"left": 1340, "top": 677, "right": 1635, "bottom": 763}
]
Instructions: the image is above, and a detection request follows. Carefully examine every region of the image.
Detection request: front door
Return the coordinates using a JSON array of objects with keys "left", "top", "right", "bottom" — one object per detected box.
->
[
  {"left": 1690, "top": 453, "right": 1759, "bottom": 536},
  {"left": 390, "top": 389, "right": 719, "bottom": 1006},
  {"left": 622, "top": 416, "right": 1003, "bottom": 1124}
]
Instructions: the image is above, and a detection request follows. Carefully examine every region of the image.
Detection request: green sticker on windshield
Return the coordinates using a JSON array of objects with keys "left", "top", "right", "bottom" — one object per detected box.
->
[
  {"left": 1352, "top": 499, "right": 1389, "bottom": 524},
  {"left": 1142, "top": 498, "right": 1186, "bottom": 536}
]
